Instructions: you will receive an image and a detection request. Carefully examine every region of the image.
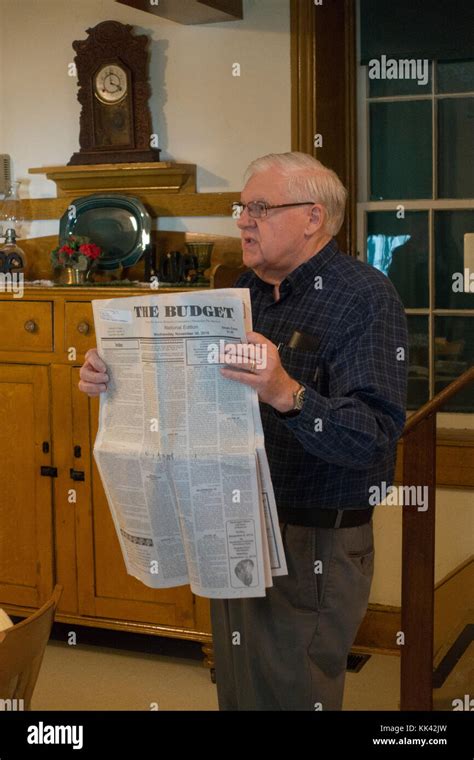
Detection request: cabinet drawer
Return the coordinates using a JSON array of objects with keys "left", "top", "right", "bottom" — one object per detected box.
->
[
  {"left": 0, "top": 302, "right": 53, "bottom": 352},
  {"left": 65, "top": 303, "right": 96, "bottom": 354}
]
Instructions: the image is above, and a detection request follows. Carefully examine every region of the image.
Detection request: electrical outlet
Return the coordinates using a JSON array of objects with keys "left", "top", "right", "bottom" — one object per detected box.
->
[{"left": 0, "top": 154, "right": 12, "bottom": 195}]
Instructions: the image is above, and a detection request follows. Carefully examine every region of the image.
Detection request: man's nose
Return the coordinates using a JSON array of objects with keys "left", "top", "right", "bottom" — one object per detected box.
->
[{"left": 236, "top": 207, "right": 256, "bottom": 229}]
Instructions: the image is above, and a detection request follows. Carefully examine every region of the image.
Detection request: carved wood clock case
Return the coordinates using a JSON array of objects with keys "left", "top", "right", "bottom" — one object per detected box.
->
[{"left": 68, "top": 20, "right": 161, "bottom": 165}]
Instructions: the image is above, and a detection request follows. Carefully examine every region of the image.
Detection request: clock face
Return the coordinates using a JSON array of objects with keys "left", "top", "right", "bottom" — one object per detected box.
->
[{"left": 94, "top": 64, "right": 128, "bottom": 104}]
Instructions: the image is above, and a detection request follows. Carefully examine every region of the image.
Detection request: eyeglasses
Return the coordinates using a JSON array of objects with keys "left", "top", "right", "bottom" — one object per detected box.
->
[{"left": 232, "top": 200, "right": 315, "bottom": 219}]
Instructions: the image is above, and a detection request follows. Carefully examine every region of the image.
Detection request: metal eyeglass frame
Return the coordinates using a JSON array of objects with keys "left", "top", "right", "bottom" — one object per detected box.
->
[{"left": 232, "top": 200, "right": 316, "bottom": 219}]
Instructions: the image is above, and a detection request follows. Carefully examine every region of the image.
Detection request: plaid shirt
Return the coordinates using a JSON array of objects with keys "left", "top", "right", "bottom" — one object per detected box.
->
[{"left": 235, "top": 238, "right": 408, "bottom": 511}]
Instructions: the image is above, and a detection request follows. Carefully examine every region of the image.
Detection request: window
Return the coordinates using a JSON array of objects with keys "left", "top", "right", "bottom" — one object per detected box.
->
[{"left": 357, "top": 10, "right": 474, "bottom": 413}]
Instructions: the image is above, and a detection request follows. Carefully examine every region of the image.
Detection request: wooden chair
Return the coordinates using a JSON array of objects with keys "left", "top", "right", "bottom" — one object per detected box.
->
[{"left": 0, "top": 585, "right": 62, "bottom": 710}]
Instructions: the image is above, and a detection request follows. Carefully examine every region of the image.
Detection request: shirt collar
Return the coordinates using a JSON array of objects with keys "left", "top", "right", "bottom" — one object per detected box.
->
[{"left": 251, "top": 238, "right": 339, "bottom": 296}]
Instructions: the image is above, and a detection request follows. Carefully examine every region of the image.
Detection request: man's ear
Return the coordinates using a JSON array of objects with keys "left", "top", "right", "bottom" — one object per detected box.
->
[{"left": 306, "top": 204, "right": 325, "bottom": 232}]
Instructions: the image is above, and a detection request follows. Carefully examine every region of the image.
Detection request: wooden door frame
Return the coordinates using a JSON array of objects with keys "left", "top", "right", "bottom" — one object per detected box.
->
[{"left": 290, "top": 0, "right": 357, "bottom": 256}]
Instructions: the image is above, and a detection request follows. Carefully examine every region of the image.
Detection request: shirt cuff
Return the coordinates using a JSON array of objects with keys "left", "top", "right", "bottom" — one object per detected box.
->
[{"left": 272, "top": 383, "right": 329, "bottom": 430}]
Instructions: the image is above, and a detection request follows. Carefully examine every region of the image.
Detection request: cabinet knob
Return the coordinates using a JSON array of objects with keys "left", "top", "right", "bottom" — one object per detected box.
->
[
  {"left": 24, "top": 320, "right": 37, "bottom": 333},
  {"left": 77, "top": 321, "right": 90, "bottom": 335}
]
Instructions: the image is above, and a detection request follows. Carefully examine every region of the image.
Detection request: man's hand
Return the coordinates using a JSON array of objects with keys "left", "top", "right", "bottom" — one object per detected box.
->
[
  {"left": 78, "top": 348, "right": 109, "bottom": 397},
  {"left": 220, "top": 331, "right": 300, "bottom": 413}
]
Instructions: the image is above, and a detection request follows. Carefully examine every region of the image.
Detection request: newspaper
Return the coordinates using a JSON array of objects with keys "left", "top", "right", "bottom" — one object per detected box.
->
[{"left": 92, "top": 288, "right": 287, "bottom": 599}]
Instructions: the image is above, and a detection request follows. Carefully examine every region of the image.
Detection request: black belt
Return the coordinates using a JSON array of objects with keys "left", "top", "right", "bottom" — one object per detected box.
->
[{"left": 278, "top": 506, "right": 374, "bottom": 529}]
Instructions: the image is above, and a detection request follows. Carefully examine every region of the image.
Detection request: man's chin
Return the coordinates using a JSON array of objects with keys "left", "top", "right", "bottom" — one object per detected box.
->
[{"left": 242, "top": 249, "right": 263, "bottom": 269}]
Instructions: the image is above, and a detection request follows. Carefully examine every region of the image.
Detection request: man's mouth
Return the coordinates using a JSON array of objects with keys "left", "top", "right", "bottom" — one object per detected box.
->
[{"left": 242, "top": 237, "right": 257, "bottom": 246}]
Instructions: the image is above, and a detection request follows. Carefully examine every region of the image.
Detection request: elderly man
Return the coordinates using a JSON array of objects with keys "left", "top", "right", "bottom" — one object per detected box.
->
[{"left": 79, "top": 152, "right": 408, "bottom": 711}]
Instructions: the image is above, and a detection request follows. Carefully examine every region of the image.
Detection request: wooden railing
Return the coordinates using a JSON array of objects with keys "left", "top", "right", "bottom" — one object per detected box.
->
[{"left": 400, "top": 365, "right": 474, "bottom": 710}]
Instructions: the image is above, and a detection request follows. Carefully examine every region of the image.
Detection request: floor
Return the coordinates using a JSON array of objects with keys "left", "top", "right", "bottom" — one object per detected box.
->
[
  {"left": 30, "top": 624, "right": 471, "bottom": 711},
  {"left": 32, "top": 624, "right": 404, "bottom": 711}
]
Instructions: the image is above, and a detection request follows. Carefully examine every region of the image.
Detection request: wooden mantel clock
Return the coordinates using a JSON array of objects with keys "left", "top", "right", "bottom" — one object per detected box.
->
[{"left": 68, "top": 20, "right": 161, "bottom": 165}]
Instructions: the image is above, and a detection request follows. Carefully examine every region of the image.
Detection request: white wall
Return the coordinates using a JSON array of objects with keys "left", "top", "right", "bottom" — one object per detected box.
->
[
  {"left": 370, "top": 490, "right": 473, "bottom": 606},
  {"left": 0, "top": 0, "right": 291, "bottom": 236}
]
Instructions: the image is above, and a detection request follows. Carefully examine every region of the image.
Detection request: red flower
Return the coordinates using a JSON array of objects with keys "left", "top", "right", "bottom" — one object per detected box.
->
[
  {"left": 59, "top": 245, "right": 74, "bottom": 256},
  {"left": 79, "top": 243, "right": 102, "bottom": 260}
]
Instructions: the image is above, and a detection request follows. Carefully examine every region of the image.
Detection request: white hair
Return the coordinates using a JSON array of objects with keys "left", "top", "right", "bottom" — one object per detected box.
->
[{"left": 244, "top": 152, "right": 347, "bottom": 236}]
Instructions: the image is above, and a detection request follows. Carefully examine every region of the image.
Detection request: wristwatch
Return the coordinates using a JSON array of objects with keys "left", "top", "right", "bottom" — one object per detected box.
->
[{"left": 278, "top": 383, "right": 306, "bottom": 418}]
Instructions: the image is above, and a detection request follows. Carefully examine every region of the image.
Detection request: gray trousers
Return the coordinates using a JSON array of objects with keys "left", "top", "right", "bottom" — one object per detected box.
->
[{"left": 210, "top": 519, "right": 374, "bottom": 710}]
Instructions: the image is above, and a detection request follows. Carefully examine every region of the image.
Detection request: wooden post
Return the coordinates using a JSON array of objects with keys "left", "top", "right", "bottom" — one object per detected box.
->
[{"left": 400, "top": 414, "right": 437, "bottom": 710}]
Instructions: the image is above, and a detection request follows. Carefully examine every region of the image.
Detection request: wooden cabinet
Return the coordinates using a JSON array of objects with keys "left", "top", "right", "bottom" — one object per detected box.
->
[
  {"left": 0, "top": 301, "right": 53, "bottom": 352},
  {"left": 0, "top": 363, "right": 53, "bottom": 607},
  {"left": 0, "top": 287, "right": 212, "bottom": 662}
]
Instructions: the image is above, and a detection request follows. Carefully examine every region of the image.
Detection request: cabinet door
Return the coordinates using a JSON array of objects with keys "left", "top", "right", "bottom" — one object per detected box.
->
[
  {"left": 71, "top": 368, "right": 204, "bottom": 632},
  {"left": 0, "top": 365, "right": 53, "bottom": 607}
]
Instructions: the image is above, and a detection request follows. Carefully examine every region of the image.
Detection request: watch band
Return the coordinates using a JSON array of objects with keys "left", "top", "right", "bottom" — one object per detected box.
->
[{"left": 277, "top": 383, "right": 305, "bottom": 418}]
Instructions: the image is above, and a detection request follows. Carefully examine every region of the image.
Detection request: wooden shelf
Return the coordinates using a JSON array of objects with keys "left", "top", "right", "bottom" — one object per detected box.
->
[
  {"left": 29, "top": 162, "right": 197, "bottom": 198},
  {"left": 25, "top": 162, "right": 240, "bottom": 221},
  {"left": 115, "top": 0, "right": 243, "bottom": 24}
]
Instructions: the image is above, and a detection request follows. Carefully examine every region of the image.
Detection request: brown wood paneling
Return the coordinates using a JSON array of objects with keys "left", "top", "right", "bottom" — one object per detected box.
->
[
  {"left": 291, "top": 0, "right": 357, "bottom": 256},
  {"left": 290, "top": 0, "right": 316, "bottom": 155},
  {"left": 353, "top": 558, "right": 473, "bottom": 658},
  {"left": 395, "top": 429, "right": 474, "bottom": 488},
  {"left": 18, "top": 192, "right": 239, "bottom": 222}
]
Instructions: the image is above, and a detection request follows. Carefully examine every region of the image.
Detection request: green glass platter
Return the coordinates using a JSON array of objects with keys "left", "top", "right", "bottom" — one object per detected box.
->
[{"left": 59, "top": 194, "right": 152, "bottom": 270}]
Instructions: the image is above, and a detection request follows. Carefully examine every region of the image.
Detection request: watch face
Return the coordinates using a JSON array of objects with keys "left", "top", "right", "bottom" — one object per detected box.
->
[
  {"left": 94, "top": 64, "right": 128, "bottom": 104},
  {"left": 295, "top": 385, "right": 306, "bottom": 410}
]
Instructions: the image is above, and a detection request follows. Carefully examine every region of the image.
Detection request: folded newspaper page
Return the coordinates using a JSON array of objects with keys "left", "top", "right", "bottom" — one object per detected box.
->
[{"left": 92, "top": 288, "right": 287, "bottom": 599}]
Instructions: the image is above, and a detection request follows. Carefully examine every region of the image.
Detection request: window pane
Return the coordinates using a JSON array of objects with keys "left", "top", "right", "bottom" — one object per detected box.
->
[
  {"left": 367, "top": 211, "right": 429, "bottom": 307},
  {"left": 437, "top": 60, "right": 474, "bottom": 93},
  {"left": 434, "top": 210, "right": 474, "bottom": 309},
  {"left": 435, "top": 317, "right": 474, "bottom": 412},
  {"left": 368, "top": 61, "right": 432, "bottom": 97},
  {"left": 407, "top": 316, "right": 429, "bottom": 410},
  {"left": 370, "top": 101, "right": 432, "bottom": 199},
  {"left": 438, "top": 97, "right": 474, "bottom": 198}
]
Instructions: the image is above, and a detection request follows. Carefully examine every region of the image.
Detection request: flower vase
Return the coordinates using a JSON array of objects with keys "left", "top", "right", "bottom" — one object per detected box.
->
[{"left": 65, "top": 267, "right": 86, "bottom": 285}]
